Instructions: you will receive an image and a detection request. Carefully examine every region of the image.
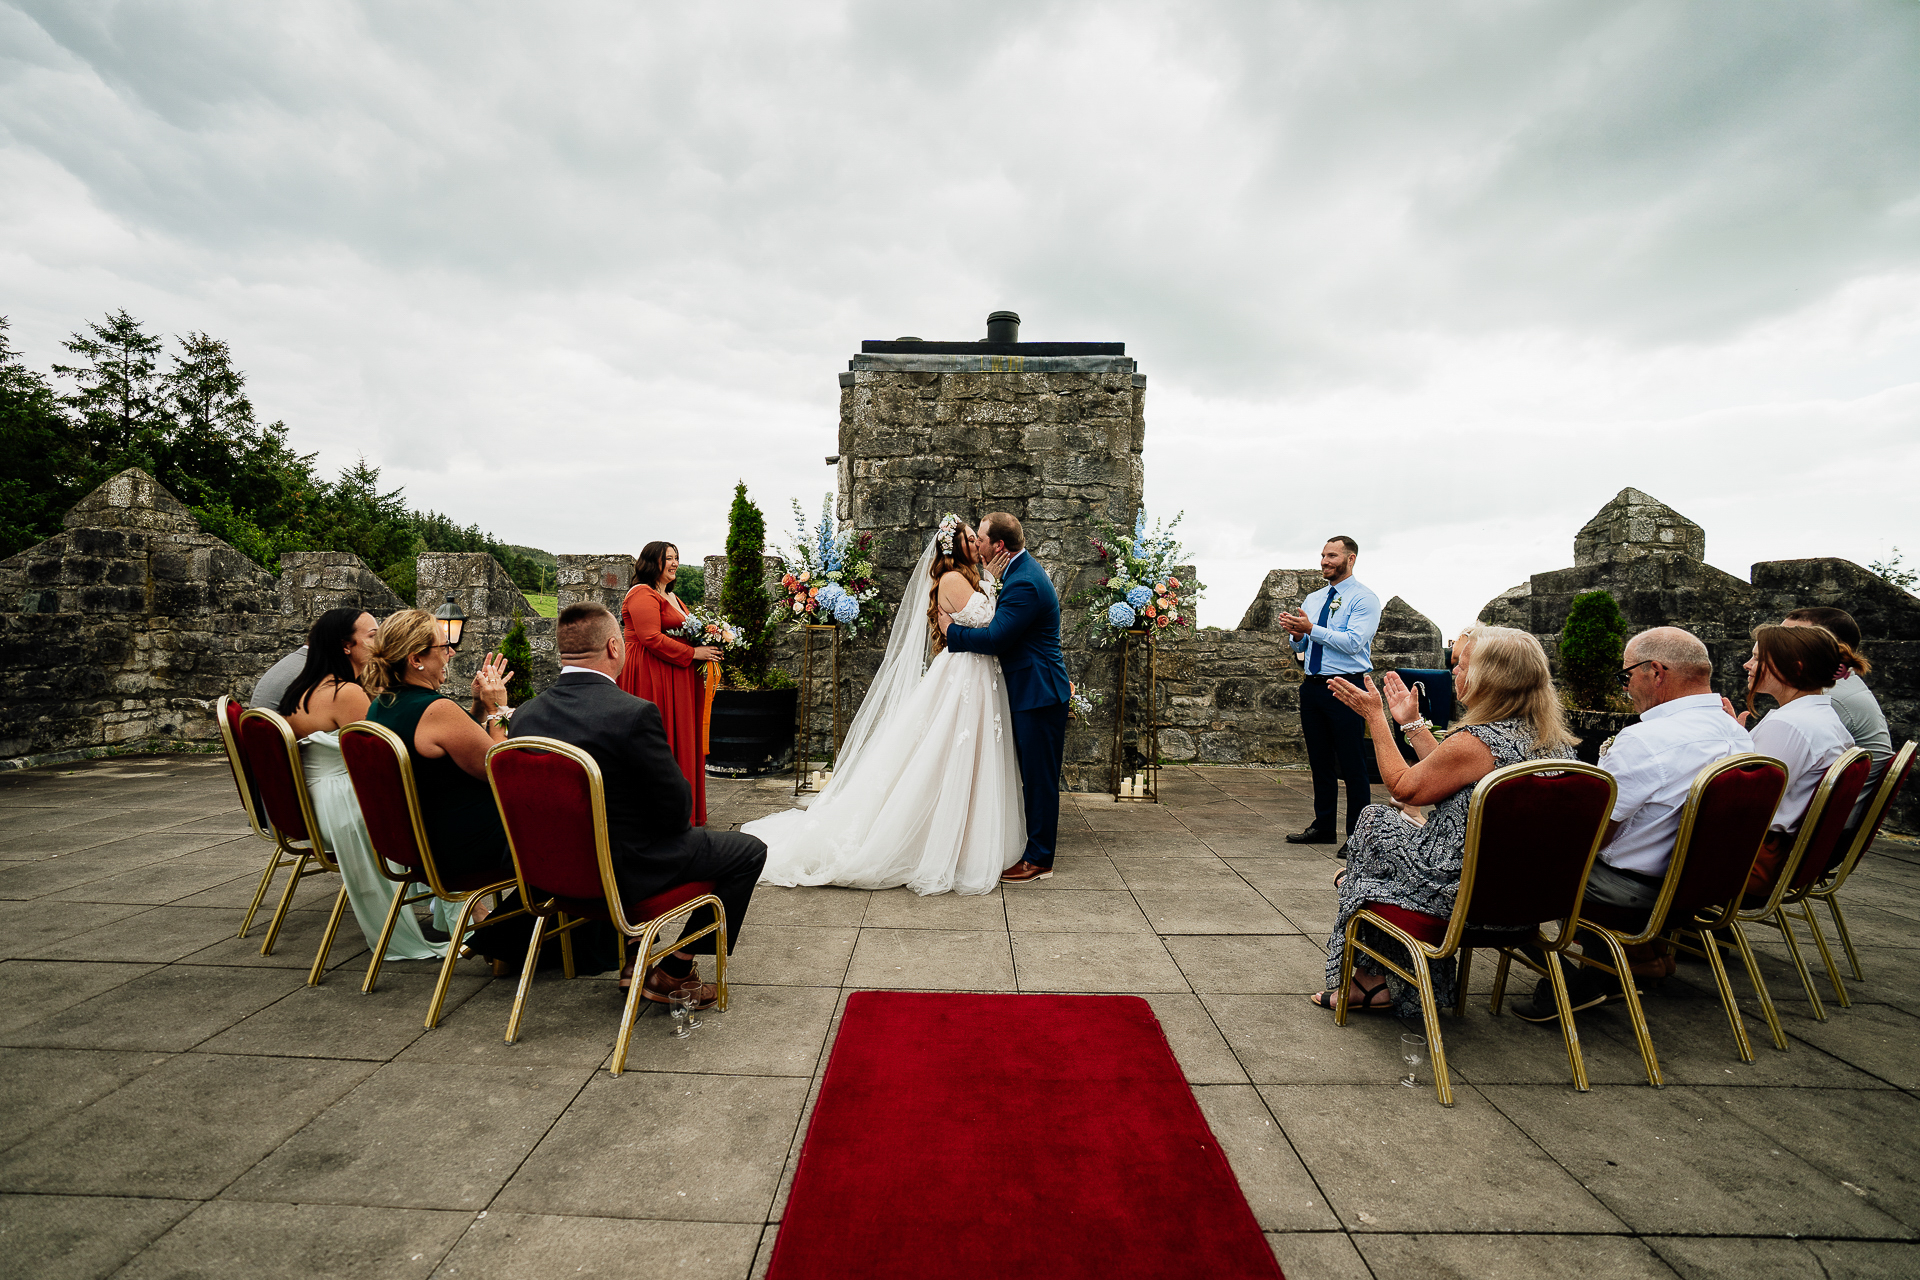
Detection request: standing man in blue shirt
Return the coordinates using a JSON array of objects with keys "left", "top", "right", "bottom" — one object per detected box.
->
[{"left": 1278, "top": 536, "right": 1382, "bottom": 854}]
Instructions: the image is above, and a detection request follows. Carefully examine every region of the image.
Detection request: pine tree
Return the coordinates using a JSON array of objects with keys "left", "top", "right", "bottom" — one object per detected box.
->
[
  {"left": 0, "top": 317, "right": 87, "bottom": 557},
  {"left": 1561, "top": 590, "right": 1628, "bottom": 711},
  {"left": 52, "top": 310, "right": 168, "bottom": 474},
  {"left": 721, "top": 482, "right": 774, "bottom": 687},
  {"left": 500, "top": 610, "right": 535, "bottom": 704}
]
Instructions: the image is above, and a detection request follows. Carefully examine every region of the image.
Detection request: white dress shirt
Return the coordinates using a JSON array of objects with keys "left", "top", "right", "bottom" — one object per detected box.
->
[
  {"left": 1750, "top": 694, "right": 1855, "bottom": 835},
  {"left": 1598, "top": 693, "right": 1756, "bottom": 875},
  {"left": 558, "top": 665, "right": 617, "bottom": 682}
]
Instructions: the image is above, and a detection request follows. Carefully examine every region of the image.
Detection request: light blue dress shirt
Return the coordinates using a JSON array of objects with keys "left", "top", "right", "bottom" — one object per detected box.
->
[{"left": 1289, "top": 576, "right": 1381, "bottom": 676}]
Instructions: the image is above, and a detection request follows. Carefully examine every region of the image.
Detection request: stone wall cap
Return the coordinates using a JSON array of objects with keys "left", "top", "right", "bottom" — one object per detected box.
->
[
  {"left": 849, "top": 353, "right": 1138, "bottom": 374},
  {"left": 860, "top": 341, "right": 1124, "bottom": 356}
]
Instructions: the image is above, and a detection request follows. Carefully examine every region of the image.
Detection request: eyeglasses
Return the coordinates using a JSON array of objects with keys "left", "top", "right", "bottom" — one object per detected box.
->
[{"left": 1616, "top": 659, "right": 1656, "bottom": 688}]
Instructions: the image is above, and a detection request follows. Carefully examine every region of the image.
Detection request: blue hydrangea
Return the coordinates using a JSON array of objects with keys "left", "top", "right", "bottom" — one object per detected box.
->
[
  {"left": 815, "top": 583, "right": 845, "bottom": 609},
  {"left": 1107, "top": 602, "right": 1137, "bottom": 629},
  {"left": 832, "top": 594, "right": 860, "bottom": 624},
  {"left": 1125, "top": 585, "right": 1152, "bottom": 609}
]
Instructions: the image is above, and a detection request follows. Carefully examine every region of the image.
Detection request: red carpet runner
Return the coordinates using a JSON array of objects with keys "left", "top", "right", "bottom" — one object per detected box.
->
[{"left": 769, "top": 992, "right": 1282, "bottom": 1279}]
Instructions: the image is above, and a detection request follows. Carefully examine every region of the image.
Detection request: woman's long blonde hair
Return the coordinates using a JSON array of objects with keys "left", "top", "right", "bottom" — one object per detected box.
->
[
  {"left": 361, "top": 608, "right": 440, "bottom": 700},
  {"left": 1455, "top": 625, "right": 1577, "bottom": 751}
]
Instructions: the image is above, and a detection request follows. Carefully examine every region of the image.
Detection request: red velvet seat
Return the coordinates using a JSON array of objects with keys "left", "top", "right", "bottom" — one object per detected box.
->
[
  {"left": 233, "top": 709, "right": 346, "bottom": 975},
  {"left": 336, "top": 721, "right": 526, "bottom": 1028},
  {"left": 486, "top": 736, "right": 729, "bottom": 1075},
  {"left": 214, "top": 696, "right": 282, "bottom": 940},
  {"left": 1803, "top": 740, "right": 1916, "bottom": 997},
  {"left": 1722, "top": 748, "right": 1871, "bottom": 1044},
  {"left": 1570, "top": 754, "right": 1788, "bottom": 1083},
  {"left": 1338, "top": 759, "right": 1615, "bottom": 1106}
]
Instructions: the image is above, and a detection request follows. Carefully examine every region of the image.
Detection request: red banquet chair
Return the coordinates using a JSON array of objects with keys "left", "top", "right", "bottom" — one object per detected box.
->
[
  {"left": 234, "top": 708, "right": 343, "bottom": 974},
  {"left": 1571, "top": 754, "right": 1788, "bottom": 1084},
  {"left": 486, "top": 736, "right": 728, "bottom": 1076},
  {"left": 1803, "top": 740, "right": 1917, "bottom": 998},
  {"left": 335, "top": 721, "right": 527, "bottom": 1028},
  {"left": 1714, "top": 747, "right": 1871, "bottom": 1044},
  {"left": 1337, "top": 759, "right": 1616, "bottom": 1106},
  {"left": 214, "top": 695, "right": 284, "bottom": 939}
]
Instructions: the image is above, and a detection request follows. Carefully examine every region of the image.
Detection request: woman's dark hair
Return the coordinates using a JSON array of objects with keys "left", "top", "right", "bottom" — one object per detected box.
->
[
  {"left": 1784, "top": 606, "right": 1872, "bottom": 673},
  {"left": 926, "top": 528, "right": 981, "bottom": 657},
  {"left": 1748, "top": 623, "right": 1842, "bottom": 715},
  {"left": 278, "top": 608, "right": 369, "bottom": 716},
  {"left": 634, "top": 541, "right": 679, "bottom": 594}
]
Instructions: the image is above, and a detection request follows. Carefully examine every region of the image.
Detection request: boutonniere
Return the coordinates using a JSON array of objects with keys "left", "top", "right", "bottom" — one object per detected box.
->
[
  {"left": 984, "top": 576, "right": 1000, "bottom": 599},
  {"left": 1328, "top": 595, "right": 1344, "bottom": 616}
]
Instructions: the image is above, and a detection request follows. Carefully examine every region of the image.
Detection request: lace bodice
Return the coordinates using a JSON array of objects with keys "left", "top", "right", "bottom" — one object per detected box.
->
[{"left": 950, "top": 590, "right": 995, "bottom": 629}]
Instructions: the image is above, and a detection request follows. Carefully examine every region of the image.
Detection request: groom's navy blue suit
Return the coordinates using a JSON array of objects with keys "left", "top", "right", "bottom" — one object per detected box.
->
[{"left": 945, "top": 551, "right": 1072, "bottom": 868}]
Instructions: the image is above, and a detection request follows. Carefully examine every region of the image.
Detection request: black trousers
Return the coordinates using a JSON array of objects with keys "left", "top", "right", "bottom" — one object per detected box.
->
[
  {"left": 1299, "top": 674, "right": 1372, "bottom": 835},
  {"left": 1013, "top": 702, "right": 1069, "bottom": 868},
  {"left": 623, "top": 828, "right": 767, "bottom": 957}
]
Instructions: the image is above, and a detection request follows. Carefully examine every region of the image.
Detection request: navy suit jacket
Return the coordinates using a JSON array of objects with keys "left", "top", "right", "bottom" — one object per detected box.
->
[{"left": 945, "top": 552, "right": 1071, "bottom": 712}]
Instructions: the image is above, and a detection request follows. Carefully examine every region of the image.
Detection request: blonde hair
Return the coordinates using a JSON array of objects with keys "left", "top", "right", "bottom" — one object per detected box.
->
[
  {"left": 361, "top": 608, "right": 439, "bottom": 699},
  {"left": 1456, "top": 625, "right": 1576, "bottom": 751}
]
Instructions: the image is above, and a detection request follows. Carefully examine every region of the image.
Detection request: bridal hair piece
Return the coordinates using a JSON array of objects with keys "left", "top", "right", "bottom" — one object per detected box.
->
[{"left": 937, "top": 512, "right": 963, "bottom": 556}]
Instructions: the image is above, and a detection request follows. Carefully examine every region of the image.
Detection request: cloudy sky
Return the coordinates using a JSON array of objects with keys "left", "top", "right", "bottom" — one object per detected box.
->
[{"left": 4, "top": 0, "right": 1917, "bottom": 634}]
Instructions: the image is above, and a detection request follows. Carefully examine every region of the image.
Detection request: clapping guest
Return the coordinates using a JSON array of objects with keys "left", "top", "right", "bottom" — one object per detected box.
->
[
  {"left": 1727, "top": 624, "right": 1855, "bottom": 891},
  {"left": 277, "top": 609, "right": 449, "bottom": 959},
  {"left": 1309, "top": 626, "right": 1578, "bottom": 1018},
  {"left": 619, "top": 542, "right": 722, "bottom": 828},
  {"left": 362, "top": 609, "right": 516, "bottom": 884}
]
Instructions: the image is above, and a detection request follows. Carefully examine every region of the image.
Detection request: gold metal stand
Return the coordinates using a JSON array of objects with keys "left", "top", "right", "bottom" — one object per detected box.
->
[
  {"left": 794, "top": 623, "right": 844, "bottom": 795},
  {"left": 1110, "top": 626, "right": 1160, "bottom": 803}
]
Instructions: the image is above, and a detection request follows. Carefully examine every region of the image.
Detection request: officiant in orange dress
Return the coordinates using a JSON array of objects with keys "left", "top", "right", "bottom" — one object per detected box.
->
[{"left": 620, "top": 542, "right": 722, "bottom": 827}]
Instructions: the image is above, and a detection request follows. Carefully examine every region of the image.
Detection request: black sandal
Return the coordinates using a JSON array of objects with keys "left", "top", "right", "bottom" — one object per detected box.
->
[{"left": 1309, "top": 979, "right": 1393, "bottom": 1013}]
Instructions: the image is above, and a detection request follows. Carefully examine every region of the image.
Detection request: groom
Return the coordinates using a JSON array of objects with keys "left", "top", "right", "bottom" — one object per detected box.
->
[{"left": 938, "top": 512, "right": 1072, "bottom": 883}]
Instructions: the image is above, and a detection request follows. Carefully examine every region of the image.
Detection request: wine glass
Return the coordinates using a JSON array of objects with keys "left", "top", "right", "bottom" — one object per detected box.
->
[
  {"left": 669, "top": 991, "right": 694, "bottom": 1039},
  {"left": 678, "top": 984, "right": 706, "bottom": 1029},
  {"left": 1400, "top": 1033, "right": 1426, "bottom": 1088}
]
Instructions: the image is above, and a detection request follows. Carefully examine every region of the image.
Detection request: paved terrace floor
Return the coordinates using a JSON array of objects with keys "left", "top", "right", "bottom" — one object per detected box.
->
[{"left": 1, "top": 755, "right": 1916, "bottom": 1278}]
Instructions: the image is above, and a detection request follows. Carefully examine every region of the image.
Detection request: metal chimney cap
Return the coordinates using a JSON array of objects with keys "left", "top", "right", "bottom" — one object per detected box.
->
[{"left": 987, "top": 311, "right": 1020, "bottom": 324}]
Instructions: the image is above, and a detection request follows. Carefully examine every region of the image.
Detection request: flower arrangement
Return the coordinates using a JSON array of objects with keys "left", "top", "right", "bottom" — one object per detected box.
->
[
  {"left": 1080, "top": 509, "right": 1205, "bottom": 644},
  {"left": 776, "top": 494, "right": 882, "bottom": 634},
  {"left": 1068, "top": 683, "right": 1105, "bottom": 720},
  {"left": 669, "top": 603, "right": 748, "bottom": 651}
]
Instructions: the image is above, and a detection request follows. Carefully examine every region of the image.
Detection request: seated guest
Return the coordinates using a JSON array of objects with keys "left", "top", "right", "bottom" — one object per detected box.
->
[
  {"left": 1514, "top": 627, "right": 1752, "bottom": 1021},
  {"left": 277, "top": 608, "right": 453, "bottom": 959},
  {"left": 250, "top": 643, "right": 308, "bottom": 710},
  {"left": 1309, "top": 626, "right": 1578, "bottom": 1018},
  {"left": 511, "top": 603, "right": 766, "bottom": 1008},
  {"left": 362, "top": 608, "right": 516, "bottom": 886},
  {"left": 1783, "top": 607, "right": 1890, "bottom": 830},
  {"left": 1725, "top": 624, "right": 1855, "bottom": 891}
]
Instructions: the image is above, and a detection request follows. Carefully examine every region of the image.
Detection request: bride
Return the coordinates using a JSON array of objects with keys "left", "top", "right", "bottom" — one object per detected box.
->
[{"left": 745, "top": 514, "right": 1025, "bottom": 895}]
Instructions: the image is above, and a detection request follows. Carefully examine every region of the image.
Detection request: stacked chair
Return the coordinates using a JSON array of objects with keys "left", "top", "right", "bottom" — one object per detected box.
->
[
  {"left": 486, "top": 737, "right": 728, "bottom": 1076},
  {"left": 232, "top": 707, "right": 345, "bottom": 975},
  {"left": 1569, "top": 754, "right": 1787, "bottom": 1083},
  {"left": 1336, "top": 759, "right": 1615, "bottom": 1105},
  {"left": 331, "top": 721, "right": 528, "bottom": 1028}
]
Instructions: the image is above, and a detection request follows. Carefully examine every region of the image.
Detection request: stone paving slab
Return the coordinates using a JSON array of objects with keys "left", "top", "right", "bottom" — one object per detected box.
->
[{"left": 0, "top": 754, "right": 1916, "bottom": 1276}]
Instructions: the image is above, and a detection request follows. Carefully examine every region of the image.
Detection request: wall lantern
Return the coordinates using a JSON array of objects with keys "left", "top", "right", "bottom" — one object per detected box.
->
[{"left": 434, "top": 593, "right": 467, "bottom": 650}]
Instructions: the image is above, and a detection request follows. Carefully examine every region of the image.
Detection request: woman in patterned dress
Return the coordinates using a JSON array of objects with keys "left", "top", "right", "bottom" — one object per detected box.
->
[{"left": 1309, "top": 626, "right": 1578, "bottom": 1019}]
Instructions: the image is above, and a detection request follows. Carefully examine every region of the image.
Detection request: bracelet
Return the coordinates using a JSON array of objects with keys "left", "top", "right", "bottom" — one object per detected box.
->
[
  {"left": 1398, "top": 717, "right": 1432, "bottom": 735},
  {"left": 485, "top": 707, "right": 514, "bottom": 726}
]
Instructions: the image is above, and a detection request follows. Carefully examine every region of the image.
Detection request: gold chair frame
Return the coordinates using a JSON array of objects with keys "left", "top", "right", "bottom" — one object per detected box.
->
[
  {"left": 330, "top": 721, "right": 527, "bottom": 1028},
  {"left": 1672, "top": 746, "right": 1869, "bottom": 1051},
  {"left": 486, "top": 736, "right": 729, "bottom": 1076},
  {"left": 1337, "top": 759, "right": 1616, "bottom": 1106},
  {"left": 235, "top": 708, "right": 342, "bottom": 976},
  {"left": 1792, "top": 740, "right": 1914, "bottom": 1005},
  {"left": 1568, "top": 753, "right": 1786, "bottom": 1085},
  {"left": 215, "top": 695, "right": 288, "bottom": 939}
]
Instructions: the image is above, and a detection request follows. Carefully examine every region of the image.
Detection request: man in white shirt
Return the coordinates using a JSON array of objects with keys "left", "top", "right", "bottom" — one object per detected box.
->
[{"left": 1517, "top": 627, "right": 1752, "bottom": 1022}]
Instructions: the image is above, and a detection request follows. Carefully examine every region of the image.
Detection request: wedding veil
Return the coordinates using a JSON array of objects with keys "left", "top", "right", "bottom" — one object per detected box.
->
[{"left": 807, "top": 533, "right": 940, "bottom": 806}]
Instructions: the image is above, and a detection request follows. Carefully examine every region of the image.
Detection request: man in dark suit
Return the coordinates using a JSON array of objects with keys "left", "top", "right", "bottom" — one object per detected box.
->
[
  {"left": 939, "top": 511, "right": 1073, "bottom": 883},
  {"left": 510, "top": 602, "right": 766, "bottom": 1006}
]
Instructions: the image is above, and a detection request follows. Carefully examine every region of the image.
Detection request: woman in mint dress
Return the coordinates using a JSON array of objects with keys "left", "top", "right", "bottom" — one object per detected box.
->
[{"left": 278, "top": 608, "right": 455, "bottom": 958}]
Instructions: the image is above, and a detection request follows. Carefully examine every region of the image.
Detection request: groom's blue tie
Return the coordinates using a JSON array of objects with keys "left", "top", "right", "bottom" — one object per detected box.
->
[{"left": 1307, "top": 591, "right": 1334, "bottom": 675}]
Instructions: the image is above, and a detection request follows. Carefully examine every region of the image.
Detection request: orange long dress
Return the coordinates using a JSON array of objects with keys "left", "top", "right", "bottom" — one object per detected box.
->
[{"left": 619, "top": 584, "right": 707, "bottom": 827}]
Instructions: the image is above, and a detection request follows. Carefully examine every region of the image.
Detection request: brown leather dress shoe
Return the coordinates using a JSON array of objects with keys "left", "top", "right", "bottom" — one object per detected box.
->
[{"left": 1001, "top": 860, "right": 1054, "bottom": 883}]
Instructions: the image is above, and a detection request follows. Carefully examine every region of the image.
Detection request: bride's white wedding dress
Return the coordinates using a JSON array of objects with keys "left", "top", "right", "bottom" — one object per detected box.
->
[{"left": 745, "top": 587, "right": 1025, "bottom": 895}]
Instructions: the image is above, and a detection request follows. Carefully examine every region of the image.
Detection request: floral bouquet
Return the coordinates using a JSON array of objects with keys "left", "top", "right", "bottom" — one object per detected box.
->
[
  {"left": 1068, "top": 683, "right": 1105, "bottom": 720},
  {"left": 775, "top": 494, "right": 883, "bottom": 634},
  {"left": 1080, "top": 509, "right": 1205, "bottom": 645},
  {"left": 670, "top": 604, "right": 748, "bottom": 651}
]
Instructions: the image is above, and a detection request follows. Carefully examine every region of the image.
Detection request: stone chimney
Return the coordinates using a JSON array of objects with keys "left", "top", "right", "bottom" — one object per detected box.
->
[{"left": 1573, "top": 488, "right": 1706, "bottom": 566}]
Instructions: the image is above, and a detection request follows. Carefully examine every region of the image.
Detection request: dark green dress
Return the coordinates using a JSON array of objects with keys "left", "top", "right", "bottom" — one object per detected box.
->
[{"left": 368, "top": 685, "right": 512, "bottom": 879}]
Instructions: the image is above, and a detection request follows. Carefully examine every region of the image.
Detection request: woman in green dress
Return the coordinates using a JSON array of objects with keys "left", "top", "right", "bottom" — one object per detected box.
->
[{"left": 362, "top": 608, "right": 517, "bottom": 883}]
